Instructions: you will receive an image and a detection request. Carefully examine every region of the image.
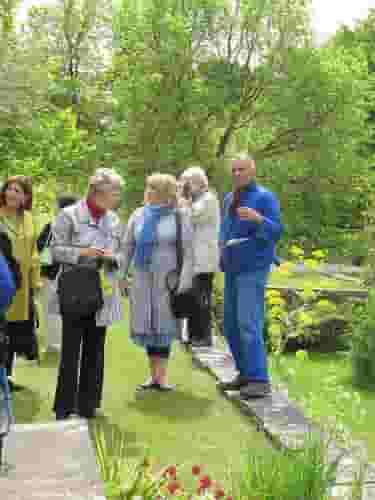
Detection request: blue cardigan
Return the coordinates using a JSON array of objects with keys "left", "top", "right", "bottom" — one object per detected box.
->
[
  {"left": 0, "top": 253, "right": 16, "bottom": 314},
  {"left": 220, "top": 182, "right": 283, "bottom": 274}
]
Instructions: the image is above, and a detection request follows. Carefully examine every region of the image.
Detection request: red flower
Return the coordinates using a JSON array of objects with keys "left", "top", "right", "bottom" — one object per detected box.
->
[
  {"left": 164, "top": 465, "right": 177, "bottom": 479},
  {"left": 198, "top": 474, "right": 212, "bottom": 490},
  {"left": 166, "top": 480, "right": 181, "bottom": 495},
  {"left": 192, "top": 464, "right": 201, "bottom": 476},
  {"left": 214, "top": 488, "right": 225, "bottom": 498},
  {"left": 226, "top": 497, "right": 233, "bottom": 500}
]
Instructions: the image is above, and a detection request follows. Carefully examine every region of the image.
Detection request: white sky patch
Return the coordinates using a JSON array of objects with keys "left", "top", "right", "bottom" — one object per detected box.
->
[
  {"left": 312, "top": 0, "right": 375, "bottom": 42},
  {"left": 17, "top": 0, "right": 375, "bottom": 43},
  {"left": 16, "top": 0, "right": 56, "bottom": 26}
]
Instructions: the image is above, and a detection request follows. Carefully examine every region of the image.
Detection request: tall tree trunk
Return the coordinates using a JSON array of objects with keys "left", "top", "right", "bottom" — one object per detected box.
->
[{"left": 216, "top": 124, "right": 235, "bottom": 158}]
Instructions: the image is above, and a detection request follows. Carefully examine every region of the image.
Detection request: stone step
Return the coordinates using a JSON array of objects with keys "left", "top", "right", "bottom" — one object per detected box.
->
[{"left": 0, "top": 420, "right": 104, "bottom": 500}]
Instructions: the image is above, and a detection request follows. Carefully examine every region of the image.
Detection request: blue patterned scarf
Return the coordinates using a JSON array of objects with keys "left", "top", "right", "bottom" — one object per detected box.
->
[{"left": 134, "top": 204, "right": 174, "bottom": 270}]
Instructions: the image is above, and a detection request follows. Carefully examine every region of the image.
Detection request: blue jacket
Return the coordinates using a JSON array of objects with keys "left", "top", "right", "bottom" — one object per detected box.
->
[
  {"left": 0, "top": 253, "right": 16, "bottom": 313},
  {"left": 220, "top": 182, "right": 283, "bottom": 274}
]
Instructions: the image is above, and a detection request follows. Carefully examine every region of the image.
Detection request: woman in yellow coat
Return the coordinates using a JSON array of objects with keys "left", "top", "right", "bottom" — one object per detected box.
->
[{"left": 0, "top": 176, "right": 41, "bottom": 391}]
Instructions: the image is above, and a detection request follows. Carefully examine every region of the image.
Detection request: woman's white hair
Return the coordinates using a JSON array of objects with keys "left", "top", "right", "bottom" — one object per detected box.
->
[
  {"left": 180, "top": 166, "right": 208, "bottom": 189},
  {"left": 234, "top": 152, "right": 255, "bottom": 162},
  {"left": 88, "top": 168, "right": 124, "bottom": 192}
]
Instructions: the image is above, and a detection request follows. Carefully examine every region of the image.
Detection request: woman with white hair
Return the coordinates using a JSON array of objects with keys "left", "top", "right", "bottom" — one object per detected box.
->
[
  {"left": 178, "top": 166, "right": 220, "bottom": 347},
  {"left": 50, "top": 168, "right": 125, "bottom": 420}
]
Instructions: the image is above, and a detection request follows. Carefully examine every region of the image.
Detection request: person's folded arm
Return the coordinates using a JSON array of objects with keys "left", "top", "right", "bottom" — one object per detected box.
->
[{"left": 254, "top": 193, "right": 283, "bottom": 243}]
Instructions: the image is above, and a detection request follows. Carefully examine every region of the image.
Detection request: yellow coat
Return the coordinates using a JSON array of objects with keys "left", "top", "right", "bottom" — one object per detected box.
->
[{"left": 0, "top": 209, "right": 41, "bottom": 321}]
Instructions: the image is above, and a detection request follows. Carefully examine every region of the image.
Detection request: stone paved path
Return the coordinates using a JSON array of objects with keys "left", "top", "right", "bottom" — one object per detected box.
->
[
  {"left": 192, "top": 345, "right": 375, "bottom": 500},
  {"left": 0, "top": 420, "right": 104, "bottom": 500}
]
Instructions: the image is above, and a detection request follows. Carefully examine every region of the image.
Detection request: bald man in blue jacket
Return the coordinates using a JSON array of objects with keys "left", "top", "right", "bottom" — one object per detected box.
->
[{"left": 219, "top": 155, "right": 283, "bottom": 398}]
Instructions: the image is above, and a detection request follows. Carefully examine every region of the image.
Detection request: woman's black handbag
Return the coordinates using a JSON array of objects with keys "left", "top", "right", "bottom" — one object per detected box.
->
[
  {"left": 58, "top": 264, "right": 104, "bottom": 318},
  {"left": 166, "top": 211, "right": 194, "bottom": 319}
]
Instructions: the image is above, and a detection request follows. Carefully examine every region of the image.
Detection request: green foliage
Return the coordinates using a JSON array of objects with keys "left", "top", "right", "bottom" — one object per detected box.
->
[
  {"left": 243, "top": 35, "right": 371, "bottom": 252},
  {"left": 230, "top": 436, "right": 341, "bottom": 500},
  {"left": 93, "top": 423, "right": 166, "bottom": 500},
  {"left": 351, "top": 289, "right": 375, "bottom": 389},
  {"left": 212, "top": 247, "right": 356, "bottom": 354},
  {"left": 112, "top": 0, "right": 372, "bottom": 217},
  {"left": 266, "top": 248, "right": 345, "bottom": 353},
  {"left": 331, "top": 10, "right": 375, "bottom": 160},
  {"left": 0, "top": 110, "right": 97, "bottom": 188},
  {"left": 272, "top": 351, "right": 368, "bottom": 448},
  {"left": 0, "top": 0, "right": 114, "bottom": 201},
  {"left": 258, "top": 152, "right": 374, "bottom": 253},
  {"left": 93, "top": 422, "right": 346, "bottom": 500},
  {"left": 0, "top": 0, "right": 373, "bottom": 251},
  {"left": 270, "top": 351, "right": 375, "bottom": 461}
]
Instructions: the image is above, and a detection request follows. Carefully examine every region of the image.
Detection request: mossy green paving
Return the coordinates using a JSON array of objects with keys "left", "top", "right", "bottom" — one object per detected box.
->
[
  {"left": 215, "top": 267, "right": 364, "bottom": 292},
  {"left": 10, "top": 307, "right": 266, "bottom": 483},
  {"left": 269, "top": 268, "right": 363, "bottom": 291}
]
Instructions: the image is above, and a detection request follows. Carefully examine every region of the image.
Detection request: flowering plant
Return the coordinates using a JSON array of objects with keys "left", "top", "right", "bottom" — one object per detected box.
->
[
  {"left": 93, "top": 424, "right": 233, "bottom": 500},
  {"left": 154, "top": 464, "right": 232, "bottom": 499}
]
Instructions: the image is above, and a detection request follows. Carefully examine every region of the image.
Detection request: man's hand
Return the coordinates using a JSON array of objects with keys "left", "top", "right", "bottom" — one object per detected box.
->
[
  {"left": 119, "top": 279, "right": 129, "bottom": 297},
  {"left": 101, "top": 249, "right": 114, "bottom": 259},
  {"left": 79, "top": 247, "right": 105, "bottom": 258},
  {"left": 178, "top": 197, "right": 192, "bottom": 208},
  {"left": 237, "top": 207, "right": 264, "bottom": 224}
]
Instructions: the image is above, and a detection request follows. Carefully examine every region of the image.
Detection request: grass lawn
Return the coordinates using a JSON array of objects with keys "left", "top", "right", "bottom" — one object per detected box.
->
[
  {"left": 10, "top": 304, "right": 267, "bottom": 486},
  {"left": 270, "top": 352, "right": 375, "bottom": 461}
]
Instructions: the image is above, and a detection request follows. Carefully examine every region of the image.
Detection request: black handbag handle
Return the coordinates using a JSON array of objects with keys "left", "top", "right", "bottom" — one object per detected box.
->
[
  {"left": 166, "top": 210, "right": 183, "bottom": 293},
  {"left": 175, "top": 210, "right": 183, "bottom": 275}
]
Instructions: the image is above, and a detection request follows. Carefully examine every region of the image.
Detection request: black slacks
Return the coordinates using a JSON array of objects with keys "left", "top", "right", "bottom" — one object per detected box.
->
[
  {"left": 6, "top": 291, "right": 39, "bottom": 376},
  {"left": 187, "top": 273, "right": 214, "bottom": 345},
  {"left": 53, "top": 314, "right": 106, "bottom": 417}
]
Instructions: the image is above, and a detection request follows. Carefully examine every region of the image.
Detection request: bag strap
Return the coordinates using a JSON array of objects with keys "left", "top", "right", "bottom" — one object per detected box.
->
[
  {"left": 175, "top": 210, "right": 183, "bottom": 276},
  {"left": 45, "top": 228, "right": 53, "bottom": 248}
]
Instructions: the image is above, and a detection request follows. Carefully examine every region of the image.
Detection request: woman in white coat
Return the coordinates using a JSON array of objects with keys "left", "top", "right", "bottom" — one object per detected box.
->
[{"left": 178, "top": 167, "right": 220, "bottom": 347}]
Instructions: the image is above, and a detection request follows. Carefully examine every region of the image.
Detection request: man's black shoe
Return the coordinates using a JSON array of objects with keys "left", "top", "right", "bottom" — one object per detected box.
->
[
  {"left": 56, "top": 412, "right": 70, "bottom": 421},
  {"left": 217, "top": 375, "right": 249, "bottom": 391},
  {"left": 180, "top": 339, "right": 191, "bottom": 347},
  {"left": 78, "top": 409, "right": 96, "bottom": 419},
  {"left": 240, "top": 382, "right": 272, "bottom": 399}
]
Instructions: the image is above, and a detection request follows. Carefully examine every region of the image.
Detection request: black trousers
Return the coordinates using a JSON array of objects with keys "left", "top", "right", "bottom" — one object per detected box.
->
[
  {"left": 187, "top": 273, "right": 214, "bottom": 344},
  {"left": 53, "top": 314, "right": 106, "bottom": 416},
  {"left": 6, "top": 320, "right": 39, "bottom": 376},
  {"left": 6, "top": 292, "right": 39, "bottom": 376}
]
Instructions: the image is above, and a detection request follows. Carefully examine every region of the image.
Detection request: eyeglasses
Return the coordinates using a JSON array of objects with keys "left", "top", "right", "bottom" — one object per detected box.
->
[{"left": 231, "top": 167, "right": 248, "bottom": 174}]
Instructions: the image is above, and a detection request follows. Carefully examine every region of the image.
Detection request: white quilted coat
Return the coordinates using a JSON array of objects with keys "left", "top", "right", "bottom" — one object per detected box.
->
[{"left": 183, "top": 190, "right": 221, "bottom": 275}]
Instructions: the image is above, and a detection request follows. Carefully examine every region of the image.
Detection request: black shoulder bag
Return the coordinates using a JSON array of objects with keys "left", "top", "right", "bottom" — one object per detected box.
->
[
  {"left": 166, "top": 211, "right": 194, "bottom": 319},
  {"left": 55, "top": 209, "right": 105, "bottom": 319},
  {"left": 58, "top": 263, "right": 104, "bottom": 319}
]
